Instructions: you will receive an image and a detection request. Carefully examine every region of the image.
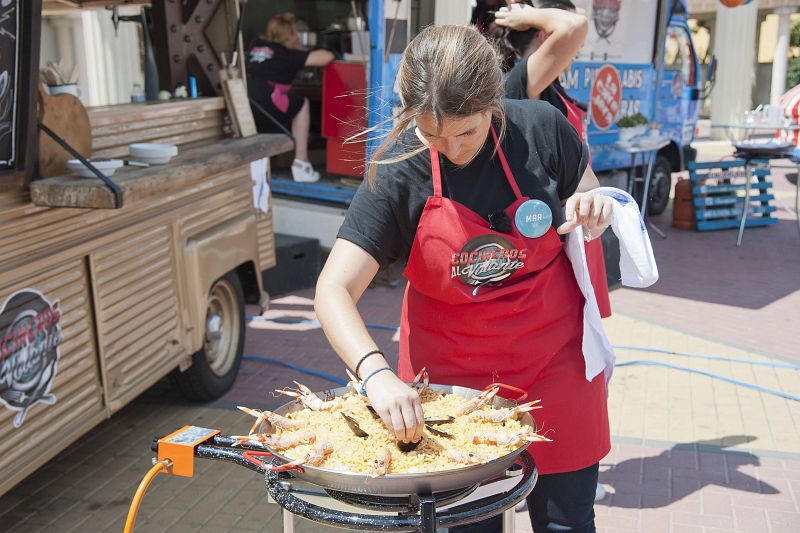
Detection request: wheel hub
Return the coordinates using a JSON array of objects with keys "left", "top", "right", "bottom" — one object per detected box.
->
[
  {"left": 206, "top": 313, "right": 223, "bottom": 342},
  {"left": 203, "top": 279, "right": 240, "bottom": 377}
]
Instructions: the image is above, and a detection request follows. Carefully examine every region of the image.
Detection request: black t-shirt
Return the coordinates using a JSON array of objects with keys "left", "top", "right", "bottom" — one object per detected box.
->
[
  {"left": 504, "top": 55, "right": 585, "bottom": 117},
  {"left": 337, "top": 99, "right": 589, "bottom": 267},
  {"left": 246, "top": 39, "right": 309, "bottom": 87}
]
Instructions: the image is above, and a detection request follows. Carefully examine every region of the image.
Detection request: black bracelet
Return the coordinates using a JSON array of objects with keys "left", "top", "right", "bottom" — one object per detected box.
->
[{"left": 355, "top": 349, "right": 384, "bottom": 379}]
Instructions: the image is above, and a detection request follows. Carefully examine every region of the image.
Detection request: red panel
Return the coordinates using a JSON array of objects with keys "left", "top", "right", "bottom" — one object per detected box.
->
[
  {"left": 326, "top": 137, "right": 366, "bottom": 177},
  {"left": 322, "top": 62, "right": 367, "bottom": 138}
]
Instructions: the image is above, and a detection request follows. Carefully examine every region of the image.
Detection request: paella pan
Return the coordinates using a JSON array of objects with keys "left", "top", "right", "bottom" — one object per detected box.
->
[{"left": 232, "top": 371, "right": 549, "bottom": 495}]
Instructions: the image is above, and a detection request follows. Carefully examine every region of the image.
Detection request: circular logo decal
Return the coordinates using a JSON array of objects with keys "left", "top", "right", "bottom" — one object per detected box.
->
[
  {"left": 590, "top": 64, "right": 622, "bottom": 130},
  {"left": 0, "top": 290, "right": 63, "bottom": 428},
  {"left": 450, "top": 235, "right": 527, "bottom": 291},
  {"left": 514, "top": 199, "right": 553, "bottom": 239}
]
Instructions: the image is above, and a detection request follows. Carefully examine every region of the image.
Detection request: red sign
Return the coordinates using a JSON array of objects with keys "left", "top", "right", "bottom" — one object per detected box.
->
[{"left": 590, "top": 65, "right": 622, "bottom": 130}]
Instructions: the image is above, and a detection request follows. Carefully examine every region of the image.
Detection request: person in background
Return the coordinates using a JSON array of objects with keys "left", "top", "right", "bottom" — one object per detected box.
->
[
  {"left": 496, "top": 0, "right": 613, "bottom": 321},
  {"left": 471, "top": 0, "right": 503, "bottom": 34},
  {"left": 246, "top": 13, "right": 334, "bottom": 182}
]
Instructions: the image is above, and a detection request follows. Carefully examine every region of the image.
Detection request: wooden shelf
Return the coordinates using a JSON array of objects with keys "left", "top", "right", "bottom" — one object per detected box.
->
[{"left": 30, "top": 134, "right": 294, "bottom": 209}]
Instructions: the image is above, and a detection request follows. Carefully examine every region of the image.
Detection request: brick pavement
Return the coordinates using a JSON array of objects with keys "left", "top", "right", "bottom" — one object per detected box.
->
[{"left": 1, "top": 283, "right": 797, "bottom": 532}]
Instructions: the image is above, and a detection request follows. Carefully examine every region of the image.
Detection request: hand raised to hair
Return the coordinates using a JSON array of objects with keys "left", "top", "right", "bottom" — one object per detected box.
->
[
  {"left": 493, "top": 3, "right": 538, "bottom": 31},
  {"left": 556, "top": 192, "right": 614, "bottom": 240}
]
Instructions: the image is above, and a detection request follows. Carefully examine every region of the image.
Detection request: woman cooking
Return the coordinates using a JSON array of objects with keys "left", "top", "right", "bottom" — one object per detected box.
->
[
  {"left": 315, "top": 25, "right": 652, "bottom": 532},
  {"left": 246, "top": 13, "right": 334, "bottom": 182}
]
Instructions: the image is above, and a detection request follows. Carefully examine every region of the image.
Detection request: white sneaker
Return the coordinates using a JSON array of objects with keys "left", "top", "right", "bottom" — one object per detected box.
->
[
  {"left": 291, "top": 159, "right": 320, "bottom": 183},
  {"left": 594, "top": 483, "right": 606, "bottom": 502}
]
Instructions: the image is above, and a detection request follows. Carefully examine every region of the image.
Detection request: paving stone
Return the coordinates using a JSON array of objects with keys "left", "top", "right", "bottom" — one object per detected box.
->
[
  {"left": 130, "top": 503, "right": 188, "bottom": 530},
  {"left": 672, "top": 509, "right": 735, "bottom": 529},
  {"left": 637, "top": 508, "right": 669, "bottom": 532},
  {"left": 766, "top": 508, "right": 800, "bottom": 527},
  {"left": 72, "top": 506, "right": 129, "bottom": 531},
  {"left": 702, "top": 490, "right": 734, "bottom": 516},
  {"left": 732, "top": 506, "right": 770, "bottom": 533},
  {"left": 598, "top": 508, "right": 638, "bottom": 530}
]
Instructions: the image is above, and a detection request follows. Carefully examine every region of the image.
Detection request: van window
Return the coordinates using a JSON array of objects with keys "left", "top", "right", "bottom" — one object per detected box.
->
[{"left": 664, "top": 27, "right": 697, "bottom": 86}]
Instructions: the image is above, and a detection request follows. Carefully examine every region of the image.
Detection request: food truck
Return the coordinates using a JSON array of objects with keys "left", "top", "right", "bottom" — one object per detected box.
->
[
  {"left": 567, "top": 0, "right": 706, "bottom": 214},
  {"left": 268, "top": 0, "right": 706, "bottom": 251},
  {"left": 0, "top": 0, "right": 292, "bottom": 495}
]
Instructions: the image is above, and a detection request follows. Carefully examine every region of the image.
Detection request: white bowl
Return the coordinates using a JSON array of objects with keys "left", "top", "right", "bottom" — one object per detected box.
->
[
  {"left": 128, "top": 143, "right": 178, "bottom": 165},
  {"left": 67, "top": 158, "right": 124, "bottom": 178}
]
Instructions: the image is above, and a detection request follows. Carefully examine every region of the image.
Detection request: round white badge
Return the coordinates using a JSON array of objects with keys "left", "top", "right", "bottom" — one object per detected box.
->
[{"left": 514, "top": 199, "right": 552, "bottom": 238}]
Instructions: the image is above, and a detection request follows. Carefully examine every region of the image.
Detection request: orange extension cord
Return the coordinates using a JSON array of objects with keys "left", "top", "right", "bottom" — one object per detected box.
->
[{"left": 123, "top": 459, "right": 172, "bottom": 533}]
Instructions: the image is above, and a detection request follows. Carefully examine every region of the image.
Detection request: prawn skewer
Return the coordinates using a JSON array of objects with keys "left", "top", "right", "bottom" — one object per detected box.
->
[
  {"left": 369, "top": 449, "right": 393, "bottom": 477},
  {"left": 468, "top": 400, "right": 542, "bottom": 423},
  {"left": 456, "top": 386, "right": 500, "bottom": 416},
  {"left": 269, "top": 442, "right": 334, "bottom": 472},
  {"left": 275, "top": 381, "right": 343, "bottom": 411},
  {"left": 237, "top": 405, "right": 305, "bottom": 434},
  {"left": 230, "top": 431, "right": 316, "bottom": 450},
  {"left": 472, "top": 427, "right": 552, "bottom": 447},
  {"left": 447, "top": 450, "right": 487, "bottom": 465}
]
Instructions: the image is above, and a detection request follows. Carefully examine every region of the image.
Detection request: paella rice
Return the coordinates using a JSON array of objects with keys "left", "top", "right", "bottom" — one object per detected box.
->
[{"left": 247, "top": 386, "right": 543, "bottom": 475}]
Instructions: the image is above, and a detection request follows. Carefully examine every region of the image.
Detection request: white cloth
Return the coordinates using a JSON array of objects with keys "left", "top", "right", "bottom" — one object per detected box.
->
[
  {"left": 250, "top": 158, "right": 270, "bottom": 213},
  {"left": 563, "top": 187, "right": 659, "bottom": 382}
]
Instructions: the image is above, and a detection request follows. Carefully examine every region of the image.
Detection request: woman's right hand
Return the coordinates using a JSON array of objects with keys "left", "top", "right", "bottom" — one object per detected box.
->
[
  {"left": 364, "top": 370, "right": 425, "bottom": 443},
  {"left": 494, "top": 3, "right": 538, "bottom": 32}
]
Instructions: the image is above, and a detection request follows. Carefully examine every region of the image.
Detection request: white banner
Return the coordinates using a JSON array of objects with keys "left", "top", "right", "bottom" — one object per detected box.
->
[{"left": 573, "top": 0, "right": 659, "bottom": 64}]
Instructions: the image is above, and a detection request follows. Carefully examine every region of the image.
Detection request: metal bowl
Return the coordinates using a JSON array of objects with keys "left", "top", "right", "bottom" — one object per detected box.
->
[{"left": 262, "top": 384, "right": 537, "bottom": 495}]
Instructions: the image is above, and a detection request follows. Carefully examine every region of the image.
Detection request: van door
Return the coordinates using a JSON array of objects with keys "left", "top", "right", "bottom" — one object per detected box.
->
[{"left": 658, "top": 24, "right": 700, "bottom": 147}]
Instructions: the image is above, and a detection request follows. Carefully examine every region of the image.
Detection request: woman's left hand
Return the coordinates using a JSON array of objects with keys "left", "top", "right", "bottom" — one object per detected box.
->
[{"left": 556, "top": 192, "right": 614, "bottom": 240}]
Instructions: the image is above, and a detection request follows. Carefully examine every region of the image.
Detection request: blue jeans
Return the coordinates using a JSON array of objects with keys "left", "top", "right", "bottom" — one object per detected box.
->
[{"left": 448, "top": 463, "right": 598, "bottom": 533}]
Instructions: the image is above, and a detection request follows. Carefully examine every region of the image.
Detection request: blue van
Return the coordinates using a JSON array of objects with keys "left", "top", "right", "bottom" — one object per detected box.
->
[{"left": 565, "top": 0, "right": 705, "bottom": 214}]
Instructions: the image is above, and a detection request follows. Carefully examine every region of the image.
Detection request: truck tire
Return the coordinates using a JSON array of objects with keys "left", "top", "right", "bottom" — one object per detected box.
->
[
  {"left": 645, "top": 156, "right": 672, "bottom": 216},
  {"left": 170, "top": 271, "right": 245, "bottom": 401}
]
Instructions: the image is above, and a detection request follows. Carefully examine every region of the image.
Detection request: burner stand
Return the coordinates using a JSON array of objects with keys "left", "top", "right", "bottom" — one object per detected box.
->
[
  {"left": 325, "top": 484, "right": 480, "bottom": 512},
  {"left": 265, "top": 452, "right": 537, "bottom": 533}
]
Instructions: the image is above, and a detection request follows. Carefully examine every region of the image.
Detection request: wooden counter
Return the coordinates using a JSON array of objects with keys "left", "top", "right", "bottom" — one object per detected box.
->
[{"left": 30, "top": 134, "right": 294, "bottom": 209}]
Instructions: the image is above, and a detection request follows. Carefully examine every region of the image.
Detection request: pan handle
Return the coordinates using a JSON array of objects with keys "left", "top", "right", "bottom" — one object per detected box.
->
[
  {"left": 484, "top": 382, "right": 528, "bottom": 402},
  {"left": 240, "top": 450, "right": 306, "bottom": 473}
]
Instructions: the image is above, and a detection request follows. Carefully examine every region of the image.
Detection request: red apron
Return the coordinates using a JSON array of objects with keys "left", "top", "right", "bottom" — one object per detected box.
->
[
  {"left": 557, "top": 92, "right": 612, "bottom": 318},
  {"left": 397, "top": 131, "right": 610, "bottom": 475}
]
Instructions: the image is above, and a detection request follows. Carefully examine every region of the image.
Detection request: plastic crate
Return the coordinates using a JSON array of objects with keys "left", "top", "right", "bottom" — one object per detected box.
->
[{"left": 262, "top": 233, "right": 322, "bottom": 297}]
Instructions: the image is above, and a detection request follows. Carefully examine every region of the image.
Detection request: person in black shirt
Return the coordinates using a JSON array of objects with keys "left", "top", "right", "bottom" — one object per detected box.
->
[
  {"left": 246, "top": 13, "right": 334, "bottom": 182},
  {"left": 316, "top": 25, "right": 614, "bottom": 532},
  {"left": 495, "top": 1, "right": 586, "bottom": 105}
]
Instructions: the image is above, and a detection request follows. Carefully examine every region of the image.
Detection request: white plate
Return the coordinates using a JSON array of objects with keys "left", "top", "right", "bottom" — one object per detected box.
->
[
  {"left": 67, "top": 158, "right": 124, "bottom": 178},
  {"left": 128, "top": 143, "right": 178, "bottom": 165}
]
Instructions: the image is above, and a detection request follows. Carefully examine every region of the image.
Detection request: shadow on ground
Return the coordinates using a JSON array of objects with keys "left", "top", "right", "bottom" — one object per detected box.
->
[{"left": 598, "top": 435, "right": 779, "bottom": 509}]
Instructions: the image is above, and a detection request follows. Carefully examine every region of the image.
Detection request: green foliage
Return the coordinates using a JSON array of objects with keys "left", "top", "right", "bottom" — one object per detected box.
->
[
  {"left": 616, "top": 113, "right": 649, "bottom": 128},
  {"left": 791, "top": 21, "right": 800, "bottom": 48},
  {"left": 788, "top": 57, "right": 800, "bottom": 91}
]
